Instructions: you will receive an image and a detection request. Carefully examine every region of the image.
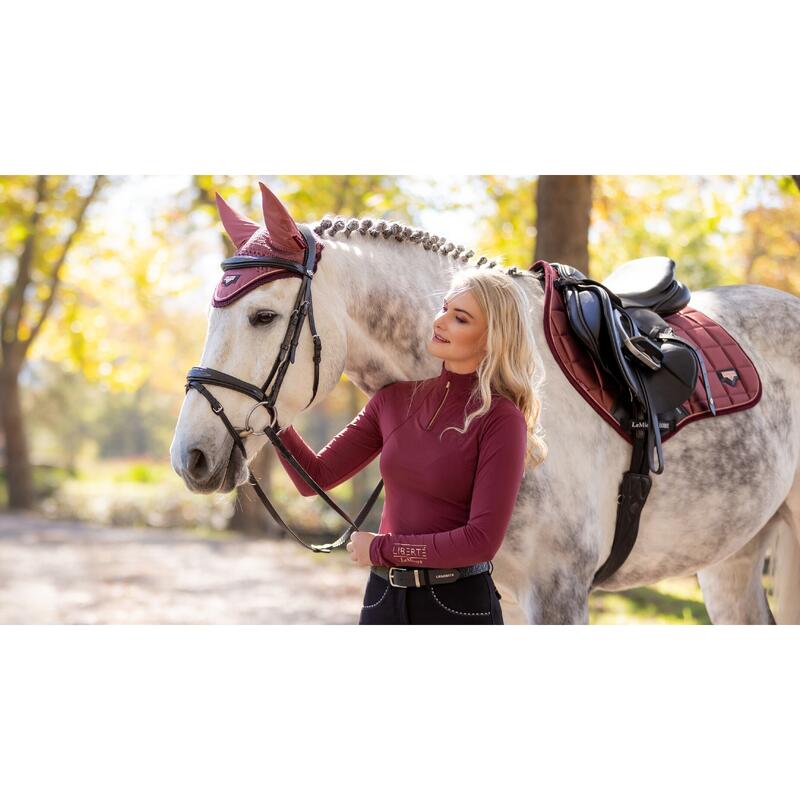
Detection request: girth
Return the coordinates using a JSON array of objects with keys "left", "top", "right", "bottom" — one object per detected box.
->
[{"left": 185, "top": 224, "right": 383, "bottom": 553}]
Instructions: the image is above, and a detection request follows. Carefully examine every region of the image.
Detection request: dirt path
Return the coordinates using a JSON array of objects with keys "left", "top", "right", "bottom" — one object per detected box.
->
[{"left": 0, "top": 512, "right": 372, "bottom": 624}]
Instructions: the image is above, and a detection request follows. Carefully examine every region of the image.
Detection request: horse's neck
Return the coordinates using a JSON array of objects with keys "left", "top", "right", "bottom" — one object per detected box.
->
[
  {"left": 327, "top": 237, "right": 455, "bottom": 394},
  {"left": 323, "top": 236, "right": 562, "bottom": 422}
]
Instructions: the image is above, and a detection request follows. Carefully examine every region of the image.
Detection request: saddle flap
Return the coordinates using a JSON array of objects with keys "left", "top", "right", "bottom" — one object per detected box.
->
[
  {"left": 638, "top": 340, "right": 699, "bottom": 415},
  {"left": 627, "top": 307, "right": 669, "bottom": 337},
  {"left": 563, "top": 288, "right": 603, "bottom": 358}
]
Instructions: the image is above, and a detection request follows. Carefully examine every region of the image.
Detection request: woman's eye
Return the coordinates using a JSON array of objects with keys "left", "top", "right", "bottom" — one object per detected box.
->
[
  {"left": 441, "top": 305, "right": 466, "bottom": 324},
  {"left": 250, "top": 310, "right": 277, "bottom": 327}
]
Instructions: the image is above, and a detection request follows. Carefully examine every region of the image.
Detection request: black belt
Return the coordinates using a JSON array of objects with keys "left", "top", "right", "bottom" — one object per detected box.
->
[{"left": 371, "top": 561, "right": 492, "bottom": 588}]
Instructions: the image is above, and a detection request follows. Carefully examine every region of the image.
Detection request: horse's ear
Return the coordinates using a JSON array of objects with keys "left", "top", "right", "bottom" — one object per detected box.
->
[
  {"left": 259, "top": 182, "right": 305, "bottom": 251},
  {"left": 215, "top": 192, "right": 260, "bottom": 248}
]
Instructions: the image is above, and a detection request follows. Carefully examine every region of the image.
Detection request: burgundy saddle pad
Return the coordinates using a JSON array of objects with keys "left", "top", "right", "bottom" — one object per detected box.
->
[{"left": 532, "top": 260, "right": 762, "bottom": 444}]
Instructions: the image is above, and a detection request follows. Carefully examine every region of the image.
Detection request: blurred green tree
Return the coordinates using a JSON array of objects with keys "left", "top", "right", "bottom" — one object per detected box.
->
[
  {"left": 1, "top": 176, "right": 104, "bottom": 508},
  {"left": 476, "top": 175, "right": 799, "bottom": 294}
]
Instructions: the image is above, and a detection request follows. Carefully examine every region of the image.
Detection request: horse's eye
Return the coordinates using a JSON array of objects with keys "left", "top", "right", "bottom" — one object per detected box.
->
[{"left": 250, "top": 310, "right": 277, "bottom": 327}]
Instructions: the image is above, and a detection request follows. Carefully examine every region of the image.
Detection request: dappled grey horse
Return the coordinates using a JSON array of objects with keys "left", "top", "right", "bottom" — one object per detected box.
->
[{"left": 171, "top": 185, "right": 800, "bottom": 624}]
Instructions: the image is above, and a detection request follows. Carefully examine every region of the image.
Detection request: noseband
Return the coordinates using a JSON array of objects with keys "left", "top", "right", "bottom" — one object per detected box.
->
[{"left": 185, "top": 224, "right": 383, "bottom": 553}]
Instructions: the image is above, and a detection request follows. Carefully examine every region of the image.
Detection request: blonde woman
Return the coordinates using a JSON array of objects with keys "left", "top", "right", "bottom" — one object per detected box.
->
[{"left": 274, "top": 266, "right": 547, "bottom": 624}]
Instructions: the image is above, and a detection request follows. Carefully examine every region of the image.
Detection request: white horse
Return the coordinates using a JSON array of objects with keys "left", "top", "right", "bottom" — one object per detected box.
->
[{"left": 171, "top": 198, "right": 800, "bottom": 624}]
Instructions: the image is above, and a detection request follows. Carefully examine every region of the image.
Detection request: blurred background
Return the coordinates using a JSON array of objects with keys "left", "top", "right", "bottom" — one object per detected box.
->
[{"left": 1, "top": 174, "right": 798, "bottom": 623}]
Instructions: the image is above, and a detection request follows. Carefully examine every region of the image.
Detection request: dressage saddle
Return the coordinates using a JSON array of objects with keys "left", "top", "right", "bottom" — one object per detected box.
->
[
  {"left": 602, "top": 256, "right": 691, "bottom": 315},
  {"left": 553, "top": 256, "right": 716, "bottom": 475},
  {"left": 548, "top": 256, "right": 717, "bottom": 587}
]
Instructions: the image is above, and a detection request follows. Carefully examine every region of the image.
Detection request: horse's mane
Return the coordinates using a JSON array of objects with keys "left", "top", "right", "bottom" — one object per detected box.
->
[{"left": 312, "top": 216, "right": 502, "bottom": 268}]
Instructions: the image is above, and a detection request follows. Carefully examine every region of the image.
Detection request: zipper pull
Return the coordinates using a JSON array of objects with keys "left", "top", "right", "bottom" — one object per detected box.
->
[{"left": 426, "top": 380, "right": 450, "bottom": 429}]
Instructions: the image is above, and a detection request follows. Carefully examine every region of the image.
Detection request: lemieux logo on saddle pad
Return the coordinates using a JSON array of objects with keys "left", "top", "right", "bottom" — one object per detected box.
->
[{"left": 717, "top": 368, "right": 740, "bottom": 387}]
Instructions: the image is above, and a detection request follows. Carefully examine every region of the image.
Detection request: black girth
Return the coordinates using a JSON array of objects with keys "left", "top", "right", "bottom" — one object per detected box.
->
[{"left": 185, "top": 224, "right": 383, "bottom": 553}]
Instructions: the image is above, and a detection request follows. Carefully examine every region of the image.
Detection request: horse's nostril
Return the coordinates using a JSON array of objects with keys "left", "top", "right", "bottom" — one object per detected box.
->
[{"left": 187, "top": 448, "right": 209, "bottom": 479}]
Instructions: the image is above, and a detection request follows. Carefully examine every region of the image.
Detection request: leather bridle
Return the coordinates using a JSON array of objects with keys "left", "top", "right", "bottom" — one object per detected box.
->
[{"left": 185, "top": 224, "right": 383, "bottom": 553}]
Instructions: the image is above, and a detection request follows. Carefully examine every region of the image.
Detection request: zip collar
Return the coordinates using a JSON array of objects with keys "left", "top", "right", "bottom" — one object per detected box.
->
[
  {"left": 425, "top": 363, "right": 479, "bottom": 430},
  {"left": 439, "top": 362, "right": 479, "bottom": 394}
]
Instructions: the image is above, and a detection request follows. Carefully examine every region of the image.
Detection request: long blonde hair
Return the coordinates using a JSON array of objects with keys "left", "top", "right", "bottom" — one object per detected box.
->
[{"left": 412, "top": 266, "right": 548, "bottom": 470}]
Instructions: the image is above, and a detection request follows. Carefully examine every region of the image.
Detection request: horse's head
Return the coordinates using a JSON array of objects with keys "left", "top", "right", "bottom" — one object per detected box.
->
[{"left": 170, "top": 182, "right": 345, "bottom": 494}]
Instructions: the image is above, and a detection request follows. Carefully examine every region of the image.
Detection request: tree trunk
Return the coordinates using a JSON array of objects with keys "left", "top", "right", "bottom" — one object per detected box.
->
[
  {"left": 0, "top": 366, "right": 33, "bottom": 509},
  {"left": 1, "top": 175, "right": 103, "bottom": 511},
  {"left": 534, "top": 176, "right": 593, "bottom": 274}
]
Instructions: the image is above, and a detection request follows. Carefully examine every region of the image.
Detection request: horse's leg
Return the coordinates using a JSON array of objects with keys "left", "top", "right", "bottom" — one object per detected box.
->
[
  {"left": 696, "top": 508, "right": 785, "bottom": 624},
  {"left": 497, "top": 482, "right": 599, "bottom": 624},
  {"left": 519, "top": 566, "right": 591, "bottom": 624},
  {"left": 494, "top": 552, "right": 591, "bottom": 624},
  {"left": 770, "top": 477, "right": 800, "bottom": 623},
  {"left": 509, "top": 518, "right": 598, "bottom": 624}
]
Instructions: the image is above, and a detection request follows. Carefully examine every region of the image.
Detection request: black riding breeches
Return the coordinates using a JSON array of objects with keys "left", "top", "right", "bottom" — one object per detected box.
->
[{"left": 358, "top": 570, "right": 504, "bottom": 625}]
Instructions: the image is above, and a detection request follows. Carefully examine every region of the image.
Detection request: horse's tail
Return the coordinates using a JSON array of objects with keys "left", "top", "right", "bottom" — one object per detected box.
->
[{"left": 770, "top": 501, "right": 800, "bottom": 624}]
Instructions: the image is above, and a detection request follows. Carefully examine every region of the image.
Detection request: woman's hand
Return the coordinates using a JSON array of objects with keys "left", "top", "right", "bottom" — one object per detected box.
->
[{"left": 347, "top": 531, "right": 378, "bottom": 567}]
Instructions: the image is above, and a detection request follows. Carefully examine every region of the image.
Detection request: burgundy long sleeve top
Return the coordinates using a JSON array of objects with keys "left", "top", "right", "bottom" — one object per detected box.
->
[{"left": 274, "top": 363, "right": 528, "bottom": 569}]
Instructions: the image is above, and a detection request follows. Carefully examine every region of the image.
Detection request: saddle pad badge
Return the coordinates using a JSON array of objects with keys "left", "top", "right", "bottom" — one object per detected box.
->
[{"left": 717, "top": 368, "right": 740, "bottom": 387}]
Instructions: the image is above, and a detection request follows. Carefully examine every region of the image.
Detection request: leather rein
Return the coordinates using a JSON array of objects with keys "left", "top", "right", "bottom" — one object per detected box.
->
[{"left": 185, "top": 224, "right": 383, "bottom": 553}]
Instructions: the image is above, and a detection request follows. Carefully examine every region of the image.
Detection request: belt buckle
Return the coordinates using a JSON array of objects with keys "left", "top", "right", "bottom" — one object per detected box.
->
[
  {"left": 388, "top": 567, "right": 423, "bottom": 588},
  {"left": 388, "top": 567, "right": 406, "bottom": 588}
]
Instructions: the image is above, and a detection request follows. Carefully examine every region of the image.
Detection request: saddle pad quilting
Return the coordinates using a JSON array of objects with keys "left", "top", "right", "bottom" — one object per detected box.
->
[
  {"left": 663, "top": 309, "right": 761, "bottom": 416},
  {"left": 533, "top": 260, "right": 762, "bottom": 444}
]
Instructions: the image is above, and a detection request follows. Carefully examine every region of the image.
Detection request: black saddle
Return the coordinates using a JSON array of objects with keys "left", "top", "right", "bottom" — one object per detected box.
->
[
  {"left": 603, "top": 256, "right": 691, "bottom": 315},
  {"left": 553, "top": 258, "right": 716, "bottom": 475},
  {"left": 545, "top": 257, "right": 717, "bottom": 588}
]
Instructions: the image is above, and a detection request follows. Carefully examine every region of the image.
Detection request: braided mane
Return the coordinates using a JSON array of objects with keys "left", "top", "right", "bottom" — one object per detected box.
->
[{"left": 312, "top": 216, "right": 502, "bottom": 268}]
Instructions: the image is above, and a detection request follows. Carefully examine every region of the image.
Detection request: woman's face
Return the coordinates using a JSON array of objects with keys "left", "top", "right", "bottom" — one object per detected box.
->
[{"left": 427, "top": 288, "right": 488, "bottom": 369}]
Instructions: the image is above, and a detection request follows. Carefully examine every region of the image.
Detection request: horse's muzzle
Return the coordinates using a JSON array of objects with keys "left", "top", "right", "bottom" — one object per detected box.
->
[{"left": 176, "top": 441, "right": 246, "bottom": 494}]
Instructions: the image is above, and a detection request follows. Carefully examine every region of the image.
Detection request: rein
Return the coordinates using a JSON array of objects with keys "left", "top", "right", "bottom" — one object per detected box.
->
[{"left": 185, "top": 224, "right": 383, "bottom": 553}]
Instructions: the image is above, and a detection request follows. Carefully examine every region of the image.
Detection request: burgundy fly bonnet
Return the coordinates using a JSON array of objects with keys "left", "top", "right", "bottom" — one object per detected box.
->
[{"left": 212, "top": 181, "right": 323, "bottom": 307}]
